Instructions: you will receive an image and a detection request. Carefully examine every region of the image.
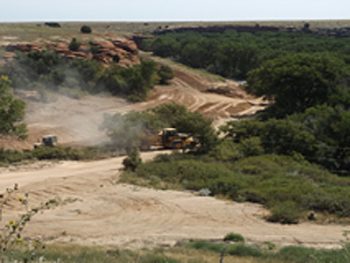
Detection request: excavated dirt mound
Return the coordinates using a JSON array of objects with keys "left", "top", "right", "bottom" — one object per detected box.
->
[{"left": 1, "top": 152, "right": 349, "bottom": 249}]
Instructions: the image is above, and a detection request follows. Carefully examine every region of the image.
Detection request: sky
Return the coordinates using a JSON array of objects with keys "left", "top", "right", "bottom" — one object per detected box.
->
[{"left": 0, "top": 0, "right": 348, "bottom": 22}]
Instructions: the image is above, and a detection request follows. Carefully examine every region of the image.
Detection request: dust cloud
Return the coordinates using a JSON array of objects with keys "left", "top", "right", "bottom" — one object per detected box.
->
[{"left": 23, "top": 91, "right": 129, "bottom": 147}]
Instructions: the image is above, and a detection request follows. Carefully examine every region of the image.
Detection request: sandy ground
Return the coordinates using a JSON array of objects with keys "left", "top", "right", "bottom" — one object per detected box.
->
[{"left": 0, "top": 151, "right": 349, "bottom": 249}]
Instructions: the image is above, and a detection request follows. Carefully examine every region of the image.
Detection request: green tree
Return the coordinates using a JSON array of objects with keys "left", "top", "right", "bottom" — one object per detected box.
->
[
  {"left": 247, "top": 54, "right": 348, "bottom": 117},
  {"left": 0, "top": 76, "right": 27, "bottom": 138}
]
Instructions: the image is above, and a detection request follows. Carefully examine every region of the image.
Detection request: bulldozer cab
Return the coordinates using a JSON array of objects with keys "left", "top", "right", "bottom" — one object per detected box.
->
[
  {"left": 161, "top": 128, "right": 177, "bottom": 141},
  {"left": 42, "top": 135, "right": 58, "bottom": 146},
  {"left": 34, "top": 135, "right": 58, "bottom": 148},
  {"left": 160, "top": 128, "right": 195, "bottom": 150},
  {"left": 141, "top": 128, "right": 198, "bottom": 151}
]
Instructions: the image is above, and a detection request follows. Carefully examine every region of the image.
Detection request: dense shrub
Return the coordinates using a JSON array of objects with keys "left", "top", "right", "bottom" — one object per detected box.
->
[
  {"left": 209, "top": 140, "right": 241, "bottom": 162},
  {"left": 123, "top": 148, "right": 142, "bottom": 171},
  {"left": 98, "top": 60, "right": 158, "bottom": 101},
  {"left": 68, "top": 38, "right": 81, "bottom": 51},
  {"left": 0, "top": 76, "right": 26, "bottom": 138},
  {"left": 158, "top": 65, "right": 174, "bottom": 84},
  {"left": 267, "top": 201, "right": 301, "bottom": 224},
  {"left": 226, "top": 243, "right": 262, "bottom": 257},
  {"left": 80, "top": 25, "right": 92, "bottom": 34},
  {"left": 237, "top": 137, "right": 264, "bottom": 157},
  {"left": 223, "top": 232, "right": 245, "bottom": 242}
]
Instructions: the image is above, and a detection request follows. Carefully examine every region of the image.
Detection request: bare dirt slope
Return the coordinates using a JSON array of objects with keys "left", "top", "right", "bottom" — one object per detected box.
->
[{"left": 1, "top": 152, "right": 349, "bottom": 249}]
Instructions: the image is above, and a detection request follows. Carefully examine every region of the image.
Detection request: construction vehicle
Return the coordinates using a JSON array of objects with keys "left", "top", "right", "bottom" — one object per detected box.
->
[
  {"left": 141, "top": 128, "right": 197, "bottom": 151},
  {"left": 34, "top": 135, "right": 58, "bottom": 149}
]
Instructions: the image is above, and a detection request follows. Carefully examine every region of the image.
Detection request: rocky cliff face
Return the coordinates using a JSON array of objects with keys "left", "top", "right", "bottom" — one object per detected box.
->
[{"left": 4, "top": 38, "right": 140, "bottom": 67}]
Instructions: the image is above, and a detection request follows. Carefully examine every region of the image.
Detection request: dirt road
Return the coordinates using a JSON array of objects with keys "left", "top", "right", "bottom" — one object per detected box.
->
[{"left": 1, "top": 152, "right": 349, "bottom": 249}]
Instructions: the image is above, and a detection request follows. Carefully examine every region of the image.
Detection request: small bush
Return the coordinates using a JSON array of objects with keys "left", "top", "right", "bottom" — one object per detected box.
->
[
  {"left": 51, "top": 69, "right": 65, "bottom": 85},
  {"left": 158, "top": 65, "right": 174, "bottom": 85},
  {"left": 89, "top": 43, "right": 101, "bottom": 55},
  {"left": 223, "top": 232, "right": 245, "bottom": 243},
  {"left": 226, "top": 243, "right": 262, "bottom": 257},
  {"left": 69, "top": 38, "right": 81, "bottom": 51},
  {"left": 209, "top": 140, "right": 241, "bottom": 162},
  {"left": 268, "top": 201, "right": 301, "bottom": 224},
  {"left": 123, "top": 148, "right": 142, "bottom": 171},
  {"left": 238, "top": 137, "right": 264, "bottom": 157},
  {"left": 81, "top": 25, "right": 92, "bottom": 34}
]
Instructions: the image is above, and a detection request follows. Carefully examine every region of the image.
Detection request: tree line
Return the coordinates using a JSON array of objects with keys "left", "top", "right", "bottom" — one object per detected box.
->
[{"left": 141, "top": 30, "right": 350, "bottom": 80}]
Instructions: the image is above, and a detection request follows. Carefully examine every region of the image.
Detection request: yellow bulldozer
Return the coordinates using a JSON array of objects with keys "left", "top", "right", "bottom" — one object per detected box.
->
[{"left": 141, "top": 128, "right": 197, "bottom": 151}]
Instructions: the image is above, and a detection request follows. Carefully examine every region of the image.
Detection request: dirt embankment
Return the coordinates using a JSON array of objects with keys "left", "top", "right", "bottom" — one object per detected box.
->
[{"left": 0, "top": 152, "right": 349, "bottom": 249}]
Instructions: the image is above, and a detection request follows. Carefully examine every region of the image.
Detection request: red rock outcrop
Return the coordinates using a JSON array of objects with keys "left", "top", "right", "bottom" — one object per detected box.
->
[{"left": 4, "top": 38, "right": 140, "bottom": 67}]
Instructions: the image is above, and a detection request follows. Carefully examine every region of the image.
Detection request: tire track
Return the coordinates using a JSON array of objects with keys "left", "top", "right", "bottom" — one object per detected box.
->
[{"left": 1, "top": 153, "right": 349, "bottom": 249}]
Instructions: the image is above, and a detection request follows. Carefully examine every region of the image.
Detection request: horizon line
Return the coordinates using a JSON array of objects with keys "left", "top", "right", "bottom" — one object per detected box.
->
[{"left": 1, "top": 18, "right": 350, "bottom": 24}]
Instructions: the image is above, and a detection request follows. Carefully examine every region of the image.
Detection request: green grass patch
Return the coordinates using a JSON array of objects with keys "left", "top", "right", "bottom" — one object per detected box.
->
[
  {"left": 3, "top": 242, "right": 350, "bottom": 263},
  {"left": 3, "top": 245, "right": 181, "bottom": 263},
  {"left": 0, "top": 145, "right": 120, "bottom": 166},
  {"left": 224, "top": 232, "right": 245, "bottom": 243},
  {"left": 186, "top": 240, "right": 350, "bottom": 263},
  {"left": 186, "top": 240, "right": 262, "bottom": 258}
]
